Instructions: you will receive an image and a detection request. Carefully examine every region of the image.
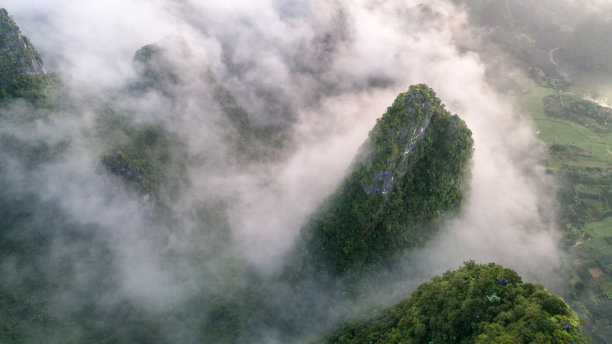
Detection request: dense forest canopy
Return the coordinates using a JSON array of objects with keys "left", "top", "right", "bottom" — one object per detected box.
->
[
  {"left": 296, "top": 84, "right": 473, "bottom": 276},
  {"left": 0, "top": 1, "right": 604, "bottom": 343},
  {"left": 326, "top": 262, "right": 589, "bottom": 344}
]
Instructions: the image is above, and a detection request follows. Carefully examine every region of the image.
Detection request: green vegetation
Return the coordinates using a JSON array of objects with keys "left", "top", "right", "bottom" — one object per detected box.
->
[
  {"left": 98, "top": 116, "right": 189, "bottom": 199},
  {"left": 517, "top": 83, "right": 612, "bottom": 342},
  {"left": 517, "top": 87, "right": 612, "bottom": 167},
  {"left": 543, "top": 95, "right": 612, "bottom": 132},
  {"left": 297, "top": 84, "right": 473, "bottom": 276},
  {"left": 454, "top": 3, "right": 612, "bottom": 339},
  {"left": 0, "top": 7, "right": 591, "bottom": 344},
  {"left": 326, "top": 262, "right": 589, "bottom": 344},
  {"left": 102, "top": 150, "right": 155, "bottom": 194},
  {"left": 0, "top": 8, "right": 50, "bottom": 103}
]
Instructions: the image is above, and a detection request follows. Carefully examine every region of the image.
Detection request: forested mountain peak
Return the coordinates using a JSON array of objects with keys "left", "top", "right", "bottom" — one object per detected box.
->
[
  {"left": 296, "top": 84, "right": 474, "bottom": 276},
  {"left": 326, "top": 262, "right": 590, "bottom": 343}
]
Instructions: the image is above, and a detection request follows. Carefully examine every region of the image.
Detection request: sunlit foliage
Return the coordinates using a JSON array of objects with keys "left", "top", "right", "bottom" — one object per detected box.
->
[{"left": 326, "top": 262, "right": 590, "bottom": 344}]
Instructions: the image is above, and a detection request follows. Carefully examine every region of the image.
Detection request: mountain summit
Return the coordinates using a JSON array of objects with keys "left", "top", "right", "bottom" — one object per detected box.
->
[
  {"left": 297, "top": 84, "right": 474, "bottom": 275},
  {"left": 326, "top": 262, "right": 589, "bottom": 343}
]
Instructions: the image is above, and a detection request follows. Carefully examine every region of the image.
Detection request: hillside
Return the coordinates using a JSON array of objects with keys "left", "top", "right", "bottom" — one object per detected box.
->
[
  {"left": 326, "top": 262, "right": 589, "bottom": 344},
  {"left": 0, "top": 8, "right": 46, "bottom": 101}
]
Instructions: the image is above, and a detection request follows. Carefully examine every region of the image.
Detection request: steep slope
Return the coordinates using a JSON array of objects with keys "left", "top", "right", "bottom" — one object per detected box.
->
[
  {"left": 131, "top": 37, "right": 283, "bottom": 161},
  {"left": 296, "top": 84, "right": 473, "bottom": 276},
  {"left": 98, "top": 38, "right": 267, "bottom": 200},
  {"left": 132, "top": 37, "right": 251, "bottom": 133},
  {"left": 326, "top": 262, "right": 590, "bottom": 344},
  {"left": 0, "top": 8, "right": 46, "bottom": 100}
]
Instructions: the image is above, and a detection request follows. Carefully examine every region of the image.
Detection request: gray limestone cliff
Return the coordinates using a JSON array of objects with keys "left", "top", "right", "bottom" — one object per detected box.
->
[
  {"left": 0, "top": 9, "right": 46, "bottom": 77},
  {"left": 0, "top": 8, "right": 47, "bottom": 99}
]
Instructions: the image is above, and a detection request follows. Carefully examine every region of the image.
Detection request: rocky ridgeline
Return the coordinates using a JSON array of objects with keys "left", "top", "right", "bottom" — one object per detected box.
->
[
  {"left": 0, "top": 9, "right": 46, "bottom": 79},
  {"left": 362, "top": 90, "right": 435, "bottom": 195}
]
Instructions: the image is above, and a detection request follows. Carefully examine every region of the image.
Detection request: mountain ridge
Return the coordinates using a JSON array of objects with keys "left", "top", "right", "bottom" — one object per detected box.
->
[{"left": 0, "top": 8, "right": 46, "bottom": 100}]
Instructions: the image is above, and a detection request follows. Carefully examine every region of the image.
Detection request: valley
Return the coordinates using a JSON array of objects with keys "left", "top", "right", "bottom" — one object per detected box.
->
[
  {"left": 518, "top": 84, "right": 612, "bottom": 341},
  {"left": 2, "top": 1, "right": 611, "bottom": 343}
]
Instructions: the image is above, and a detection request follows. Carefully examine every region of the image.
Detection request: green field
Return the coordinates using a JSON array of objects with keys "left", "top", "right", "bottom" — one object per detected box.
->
[
  {"left": 517, "top": 84, "right": 612, "bottom": 337},
  {"left": 582, "top": 217, "right": 612, "bottom": 296},
  {"left": 518, "top": 86, "right": 612, "bottom": 169}
]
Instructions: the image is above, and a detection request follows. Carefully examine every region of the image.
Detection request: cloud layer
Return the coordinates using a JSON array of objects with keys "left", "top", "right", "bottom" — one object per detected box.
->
[{"left": 1, "top": 0, "right": 570, "bottom": 342}]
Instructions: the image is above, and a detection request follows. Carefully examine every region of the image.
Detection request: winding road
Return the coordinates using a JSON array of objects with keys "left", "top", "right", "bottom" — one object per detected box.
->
[{"left": 548, "top": 47, "right": 571, "bottom": 82}]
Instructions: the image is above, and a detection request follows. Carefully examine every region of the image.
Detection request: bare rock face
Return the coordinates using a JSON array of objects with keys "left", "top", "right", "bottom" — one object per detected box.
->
[
  {"left": 0, "top": 9, "right": 46, "bottom": 79},
  {"left": 362, "top": 96, "right": 433, "bottom": 196}
]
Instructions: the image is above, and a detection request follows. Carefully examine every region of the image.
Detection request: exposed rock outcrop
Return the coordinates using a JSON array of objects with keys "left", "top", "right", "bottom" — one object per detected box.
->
[
  {"left": 0, "top": 9, "right": 46, "bottom": 79},
  {"left": 0, "top": 8, "right": 48, "bottom": 101}
]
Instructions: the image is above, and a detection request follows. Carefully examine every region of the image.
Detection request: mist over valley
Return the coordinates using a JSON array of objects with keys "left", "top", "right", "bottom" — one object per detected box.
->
[{"left": 1, "top": 1, "right": 610, "bottom": 342}]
